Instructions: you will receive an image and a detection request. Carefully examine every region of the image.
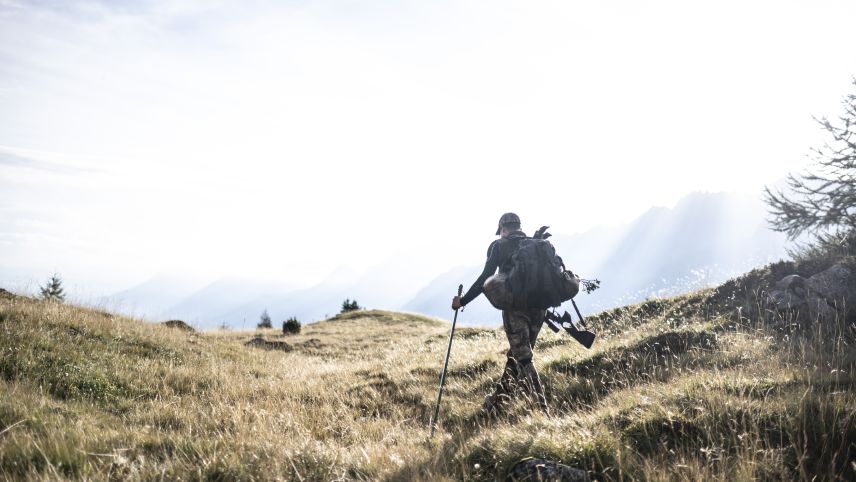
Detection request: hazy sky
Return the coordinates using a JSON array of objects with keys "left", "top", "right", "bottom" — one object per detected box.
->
[{"left": 2, "top": 0, "right": 855, "bottom": 296}]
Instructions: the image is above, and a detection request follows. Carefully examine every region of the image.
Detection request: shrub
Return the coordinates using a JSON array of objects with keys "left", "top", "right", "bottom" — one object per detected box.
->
[
  {"left": 340, "top": 299, "right": 361, "bottom": 313},
  {"left": 282, "top": 317, "right": 301, "bottom": 335}
]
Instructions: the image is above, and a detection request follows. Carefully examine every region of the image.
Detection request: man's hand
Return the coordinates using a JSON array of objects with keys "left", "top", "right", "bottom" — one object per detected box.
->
[{"left": 451, "top": 296, "right": 463, "bottom": 311}]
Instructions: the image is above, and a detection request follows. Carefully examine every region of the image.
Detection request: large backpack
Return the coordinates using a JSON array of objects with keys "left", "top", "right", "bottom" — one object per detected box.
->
[
  {"left": 508, "top": 237, "right": 578, "bottom": 309},
  {"left": 484, "top": 236, "right": 579, "bottom": 310}
]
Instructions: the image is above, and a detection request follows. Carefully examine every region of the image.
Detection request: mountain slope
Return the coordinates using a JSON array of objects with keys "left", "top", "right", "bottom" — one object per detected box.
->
[
  {"left": 408, "top": 191, "right": 790, "bottom": 322},
  {"left": 576, "top": 191, "right": 789, "bottom": 309},
  {"left": 159, "top": 277, "right": 295, "bottom": 328},
  {"left": 211, "top": 259, "right": 433, "bottom": 329},
  {"left": 100, "top": 273, "right": 208, "bottom": 319}
]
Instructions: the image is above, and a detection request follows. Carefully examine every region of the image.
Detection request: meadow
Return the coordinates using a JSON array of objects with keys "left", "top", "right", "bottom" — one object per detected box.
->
[{"left": 0, "top": 256, "right": 854, "bottom": 481}]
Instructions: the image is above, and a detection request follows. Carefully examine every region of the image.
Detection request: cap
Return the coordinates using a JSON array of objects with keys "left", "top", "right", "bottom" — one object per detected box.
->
[{"left": 495, "top": 212, "right": 521, "bottom": 235}]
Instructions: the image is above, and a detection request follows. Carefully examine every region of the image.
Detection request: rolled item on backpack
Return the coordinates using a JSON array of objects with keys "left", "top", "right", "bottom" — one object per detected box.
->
[
  {"left": 483, "top": 272, "right": 513, "bottom": 309},
  {"left": 485, "top": 270, "right": 581, "bottom": 310},
  {"left": 560, "top": 271, "right": 581, "bottom": 301}
]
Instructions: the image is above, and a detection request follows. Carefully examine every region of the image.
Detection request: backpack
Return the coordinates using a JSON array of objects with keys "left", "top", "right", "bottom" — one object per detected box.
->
[{"left": 483, "top": 235, "right": 579, "bottom": 310}]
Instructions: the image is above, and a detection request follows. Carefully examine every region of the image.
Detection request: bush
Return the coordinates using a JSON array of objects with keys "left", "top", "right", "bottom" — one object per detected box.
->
[
  {"left": 340, "top": 299, "right": 361, "bottom": 313},
  {"left": 282, "top": 317, "right": 301, "bottom": 335}
]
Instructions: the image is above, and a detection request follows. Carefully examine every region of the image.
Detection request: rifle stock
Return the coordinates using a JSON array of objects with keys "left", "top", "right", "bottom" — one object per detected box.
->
[{"left": 545, "top": 310, "right": 596, "bottom": 349}]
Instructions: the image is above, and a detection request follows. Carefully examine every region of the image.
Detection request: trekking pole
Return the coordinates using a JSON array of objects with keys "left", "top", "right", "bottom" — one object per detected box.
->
[{"left": 429, "top": 284, "right": 463, "bottom": 438}]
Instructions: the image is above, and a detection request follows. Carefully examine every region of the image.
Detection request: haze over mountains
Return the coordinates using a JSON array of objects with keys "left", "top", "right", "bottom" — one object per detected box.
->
[
  {"left": 102, "top": 191, "right": 789, "bottom": 329},
  {"left": 412, "top": 191, "right": 791, "bottom": 325}
]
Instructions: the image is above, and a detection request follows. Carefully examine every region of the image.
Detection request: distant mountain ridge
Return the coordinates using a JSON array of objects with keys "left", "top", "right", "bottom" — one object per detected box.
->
[
  {"left": 103, "top": 191, "right": 789, "bottom": 329},
  {"left": 404, "top": 191, "right": 790, "bottom": 324},
  {"left": 157, "top": 277, "right": 295, "bottom": 329}
]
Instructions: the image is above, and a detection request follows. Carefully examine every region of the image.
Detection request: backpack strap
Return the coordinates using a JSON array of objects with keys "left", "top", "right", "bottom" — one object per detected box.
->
[{"left": 556, "top": 254, "right": 566, "bottom": 271}]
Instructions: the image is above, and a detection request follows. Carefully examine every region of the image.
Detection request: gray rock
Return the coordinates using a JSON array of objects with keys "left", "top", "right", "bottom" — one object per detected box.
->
[
  {"left": 769, "top": 274, "right": 808, "bottom": 310},
  {"left": 806, "top": 263, "right": 853, "bottom": 307},
  {"left": 768, "top": 263, "right": 855, "bottom": 320},
  {"left": 245, "top": 335, "right": 292, "bottom": 352},
  {"left": 506, "top": 458, "right": 589, "bottom": 482}
]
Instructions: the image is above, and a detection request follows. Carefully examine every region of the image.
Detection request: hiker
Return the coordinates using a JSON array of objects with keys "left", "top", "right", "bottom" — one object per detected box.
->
[{"left": 451, "top": 212, "right": 549, "bottom": 414}]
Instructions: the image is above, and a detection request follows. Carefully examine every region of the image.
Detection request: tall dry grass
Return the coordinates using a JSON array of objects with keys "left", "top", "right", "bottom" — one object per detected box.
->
[{"left": 0, "top": 278, "right": 854, "bottom": 481}]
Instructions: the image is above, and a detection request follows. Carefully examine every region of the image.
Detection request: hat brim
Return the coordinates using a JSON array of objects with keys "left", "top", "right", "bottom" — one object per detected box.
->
[{"left": 495, "top": 225, "right": 501, "bottom": 235}]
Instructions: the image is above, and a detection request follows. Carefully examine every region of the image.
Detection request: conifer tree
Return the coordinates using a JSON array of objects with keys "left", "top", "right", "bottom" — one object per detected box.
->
[
  {"left": 39, "top": 274, "right": 65, "bottom": 302},
  {"left": 258, "top": 309, "right": 273, "bottom": 329},
  {"left": 765, "top": 78, "right": 856, "bottom": 243}
]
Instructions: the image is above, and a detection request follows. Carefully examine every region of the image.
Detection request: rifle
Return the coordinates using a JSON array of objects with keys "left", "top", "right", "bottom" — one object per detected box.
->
[{"left": 545, "top": 300, "right": 596, "bottom": 349}]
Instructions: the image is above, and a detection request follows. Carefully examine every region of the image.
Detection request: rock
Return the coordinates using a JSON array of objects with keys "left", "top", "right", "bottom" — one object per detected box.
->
[
  {"left": 161, "top": 320, "right": 195, "bottom": 331},
  {"left": 769, "top": 274, "right": 809, "bottom": 310},
  {"left": 806, "top": 263, "right": 854, "bottom": 308},
  {"left": 768, "top": 263, "right": 855, "bottom": 320},
  {"left": 506, "top": 458, "right": 589, "bottom": 482},
  {"left": 298, "top": 338, "right": 323, "bottom": 348},
  {"left": 245, "top": 336, "right": 292, "bottom": 352}
]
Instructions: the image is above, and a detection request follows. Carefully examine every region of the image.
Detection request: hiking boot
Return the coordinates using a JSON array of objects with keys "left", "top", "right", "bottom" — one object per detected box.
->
[
  {"left": 519, "top": 361, "right": 549, "bottom": 415},
  {"left": 481, "top": 391, "right": 511, "bottom": 416}
]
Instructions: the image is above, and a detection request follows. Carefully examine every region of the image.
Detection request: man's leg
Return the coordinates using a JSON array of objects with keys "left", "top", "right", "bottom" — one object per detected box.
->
[
  {"left": 523, "top": 309, "right": 548, "bottom": 412},
  {"left": 482, "top": 310, "right": 523, "bottom": 414},
  {"left": 482, "top": 353, "right": 518, "bottom": 414},
  {"left": 503, "top": 309, "right": 549, "bottom": 413},
  {"left": 527, "top": 308, "right": 546, "bottom": 347}
]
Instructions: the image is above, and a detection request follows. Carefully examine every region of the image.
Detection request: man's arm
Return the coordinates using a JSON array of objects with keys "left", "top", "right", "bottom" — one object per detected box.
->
[{"left": 457, "top": 241, "right": 502, "bottom": 307}]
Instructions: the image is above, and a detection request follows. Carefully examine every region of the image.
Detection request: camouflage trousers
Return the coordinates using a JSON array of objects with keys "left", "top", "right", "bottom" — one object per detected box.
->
[{"left": 484, "top": 308, "right": 548, "bottom": 414}]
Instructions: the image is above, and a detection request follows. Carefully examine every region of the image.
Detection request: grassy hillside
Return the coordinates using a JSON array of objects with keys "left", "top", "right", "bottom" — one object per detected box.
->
[{"left": 1, "top": 259, "right": 854, "bottom": 481}]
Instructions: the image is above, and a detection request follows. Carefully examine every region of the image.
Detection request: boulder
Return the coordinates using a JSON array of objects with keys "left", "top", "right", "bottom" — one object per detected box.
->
[
  {"left": 506, "top": 458, "right": 589, "bottom": 482},
  {"left": 769, "top": 274, "right": 809, "bottom": 310},
  {"left": 805, "top": 263, "right": 854, "bottom": 308},
  {"left": 768, "top": 263, "right": 855, "bottom": 320},
  {"left": 161, "top": 319, "right": 195, "bottom": 331},
  {"left": 245, "top": 336, "right": 292, "bottom": 352}
]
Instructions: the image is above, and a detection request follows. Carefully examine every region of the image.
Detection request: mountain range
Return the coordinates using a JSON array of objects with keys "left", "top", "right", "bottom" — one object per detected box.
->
[{"left": 104, "top": 191, "right": 791, "bottom": 328}]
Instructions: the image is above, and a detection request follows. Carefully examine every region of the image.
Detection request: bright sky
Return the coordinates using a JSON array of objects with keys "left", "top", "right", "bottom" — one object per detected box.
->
[{"left": 2, "top": 0, "right": 855, "bottom": 296}]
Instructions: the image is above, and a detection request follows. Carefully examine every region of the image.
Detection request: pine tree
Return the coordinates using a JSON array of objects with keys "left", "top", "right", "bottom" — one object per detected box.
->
[
  {"left": 258, "top": 309, "right": 273, "bottom": 329},
  {"left": 39, "top": 274, "right": 65, "bottom": 302},
  {"left": 764, "top": 78, "right": 856, "bottom": 242}
]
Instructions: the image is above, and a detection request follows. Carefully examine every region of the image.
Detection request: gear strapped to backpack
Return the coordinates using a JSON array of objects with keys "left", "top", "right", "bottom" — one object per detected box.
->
[{"left": 483, "top": 228, "right": 579, "bottom": 310}]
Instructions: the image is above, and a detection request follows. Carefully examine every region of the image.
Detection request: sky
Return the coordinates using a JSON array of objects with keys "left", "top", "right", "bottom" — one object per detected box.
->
[{"left": 2, "top": 0, "right": 855, "bottom": 298}]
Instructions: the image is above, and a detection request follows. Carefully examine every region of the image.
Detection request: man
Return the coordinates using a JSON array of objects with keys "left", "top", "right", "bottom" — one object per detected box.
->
[{"left": 451, "top": 212, "right": 549, "bottom": 415}]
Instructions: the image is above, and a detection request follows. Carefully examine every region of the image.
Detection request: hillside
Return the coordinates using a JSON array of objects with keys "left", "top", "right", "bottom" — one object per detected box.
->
[{"left": 1, "top": 255, "right": 854, "bottom": 480}]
